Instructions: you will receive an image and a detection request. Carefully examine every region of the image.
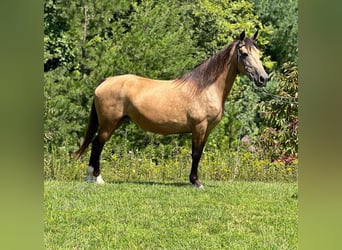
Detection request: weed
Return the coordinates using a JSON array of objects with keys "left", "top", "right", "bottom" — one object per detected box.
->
[{"left": 44, "top": 142, "right": 298, "bottom": 183}]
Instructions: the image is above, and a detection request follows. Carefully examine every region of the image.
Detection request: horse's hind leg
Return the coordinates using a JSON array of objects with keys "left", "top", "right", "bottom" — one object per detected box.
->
[
  {"left": 86, "top": 134, "right": 106, "bottom": 184},
  {"left": 86, "top": 119, "right": 124, "bottom": 184}
]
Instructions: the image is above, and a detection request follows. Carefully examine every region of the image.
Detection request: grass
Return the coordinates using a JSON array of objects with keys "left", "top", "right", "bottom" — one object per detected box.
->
[{"left": 44, "top": 180, "right": 298, "bottom": 249}]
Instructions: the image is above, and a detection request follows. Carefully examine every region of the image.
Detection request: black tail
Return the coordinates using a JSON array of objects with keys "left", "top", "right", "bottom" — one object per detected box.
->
[{"left": 73, "top": 101, "right": 98, "bottom": 159}]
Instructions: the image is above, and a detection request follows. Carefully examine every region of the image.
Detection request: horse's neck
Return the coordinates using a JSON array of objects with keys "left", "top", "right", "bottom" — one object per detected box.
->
[{"left": 215, "top": 53, "right": 238, "bottom": 107}]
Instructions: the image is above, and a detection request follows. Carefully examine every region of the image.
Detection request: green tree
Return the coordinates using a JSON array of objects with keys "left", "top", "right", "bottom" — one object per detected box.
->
[
  {"left": 111, "top": 0, "right": 197, "bottom": 79},
  {"left": 192, "top": 0, "right": 273, "bottom": 54},
  {"left": 44, "top": 0, "right": 133, "bottom": 150},
  {"left": 252, "top": 0, "right": 298, "bottom": 66}
]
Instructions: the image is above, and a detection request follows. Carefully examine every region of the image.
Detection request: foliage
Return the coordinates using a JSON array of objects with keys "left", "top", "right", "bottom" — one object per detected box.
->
[
  {"left": 113, "top": 0, "right": 197, "bottom": 79},
  {"left": 257, "top": 62, "right": 298, "bottom": 162},
  {"left": 45, "top": 181, "right": 298, "bottom": 249},
  {"left": 192, "top": 0, "right": 270, "bottom": 51},
  {"left": 44, "top": 139, "right": 297, "bottom": 183},
  {"left": 252, "top": 0, "right": 298, "bottom": 66},
  {"left": 190, "top": 0, "right": 275, "bottom": 71}
]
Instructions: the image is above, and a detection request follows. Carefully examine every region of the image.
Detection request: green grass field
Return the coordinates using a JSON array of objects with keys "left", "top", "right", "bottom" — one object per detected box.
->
[{"left": 44, "top": 180, "right": 297, "bottom": 249}]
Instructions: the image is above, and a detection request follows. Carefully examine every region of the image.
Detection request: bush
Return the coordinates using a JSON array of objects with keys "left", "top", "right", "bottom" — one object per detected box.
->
[
  {"left": 44, "top": 140, "right": 297, "bottom": 183},
  {"left": 257, "top": 62, "right": 298, "bottom": 162}
]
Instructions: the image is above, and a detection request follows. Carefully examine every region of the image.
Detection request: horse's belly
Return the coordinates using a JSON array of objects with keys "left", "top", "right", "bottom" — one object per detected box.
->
[
  {"left": 124, "top": 84, "right": 192, "bottom": 134},
  {"left": 128, "top": 109, "right": 191, "bottom": 135}
]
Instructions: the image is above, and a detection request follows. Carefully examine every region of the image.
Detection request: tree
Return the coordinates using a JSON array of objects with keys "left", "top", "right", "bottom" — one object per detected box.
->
[
  {"left": 191, "top": 0, "right": 273, "bottom": 55},
  {"left": 110, "top": 0, "right": 197, "bottom": 79},
  {"left": 44, "top": 0, "right": 133, "bottom": 149},
  {"left": 252, "top": 0, "right": 298, "bottom": 66}
]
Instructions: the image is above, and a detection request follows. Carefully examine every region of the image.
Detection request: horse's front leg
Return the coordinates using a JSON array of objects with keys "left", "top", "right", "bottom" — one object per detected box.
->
[
  {"left": 190, "top": 143, "right": 205, "bottom": 188},
  {"left": 190, "top": 129, "right": 208, "bottom": 188}
]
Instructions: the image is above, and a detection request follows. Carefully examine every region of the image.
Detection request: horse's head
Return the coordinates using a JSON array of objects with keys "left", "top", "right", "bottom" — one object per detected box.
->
[{"left": 236, "top": 31, "right": 269, "bottom": 87}]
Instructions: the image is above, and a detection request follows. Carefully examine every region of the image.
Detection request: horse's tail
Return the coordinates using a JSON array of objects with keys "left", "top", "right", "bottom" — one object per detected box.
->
[{"left": 73, "top": 101, "right": 98, "bottom": 159}]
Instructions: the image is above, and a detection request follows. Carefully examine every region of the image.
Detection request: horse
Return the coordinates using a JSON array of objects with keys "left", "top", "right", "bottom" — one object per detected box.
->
[{"left": 74, "top": 31, "right": 269, "bottom": 188}]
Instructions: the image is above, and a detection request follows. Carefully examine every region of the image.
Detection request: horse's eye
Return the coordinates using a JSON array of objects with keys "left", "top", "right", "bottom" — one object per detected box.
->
[{"left": 241, "top": 52, "right": 248, "bottom": 57}]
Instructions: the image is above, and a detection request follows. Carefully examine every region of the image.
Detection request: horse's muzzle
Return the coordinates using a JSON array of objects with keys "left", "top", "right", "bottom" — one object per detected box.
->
[{"left": 253, "top": 73, "right": 268, "bottom": 87}]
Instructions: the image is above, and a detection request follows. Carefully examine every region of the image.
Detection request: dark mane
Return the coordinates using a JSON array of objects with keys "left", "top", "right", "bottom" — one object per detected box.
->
[
  {"left": 176, "top": 37, "right": 257, "bottom": 92},
  {"left": 176, "top": 40, "right": 238, "bottom": 91}
]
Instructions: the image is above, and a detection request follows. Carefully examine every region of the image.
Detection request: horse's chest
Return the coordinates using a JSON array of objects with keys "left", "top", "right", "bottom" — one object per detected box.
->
[
  {"left": 206, "top": 95, "right": 223, "bottom": 120},
  {"left": 189, "top": 97, "right": 222, "bottom": 124},
  {"left": 208, "top": 107, "right": 223, "bottom": 123}
]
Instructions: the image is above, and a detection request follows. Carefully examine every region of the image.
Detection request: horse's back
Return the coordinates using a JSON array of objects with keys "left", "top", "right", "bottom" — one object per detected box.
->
[{"left": 95, "top": 74, "right": 172, "bottom": 95}]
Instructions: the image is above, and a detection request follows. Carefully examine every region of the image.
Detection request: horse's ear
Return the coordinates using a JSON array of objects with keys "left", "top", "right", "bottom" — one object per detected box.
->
[
  {"left": 252, "top": 30, "right": 259, "bottom": 41},
  {"left": 239, "top": 31, "right": 245, "bottom": 41}
]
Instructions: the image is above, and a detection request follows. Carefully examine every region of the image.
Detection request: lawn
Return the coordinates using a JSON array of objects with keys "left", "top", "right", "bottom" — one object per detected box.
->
[{"left": 44, "top": 181, "right": 297, "bottom": 249}]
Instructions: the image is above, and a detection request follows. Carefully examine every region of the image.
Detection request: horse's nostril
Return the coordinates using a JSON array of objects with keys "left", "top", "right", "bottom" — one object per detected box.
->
[{"left": 259, "top": 75, "right": 268, "bottom": 83}]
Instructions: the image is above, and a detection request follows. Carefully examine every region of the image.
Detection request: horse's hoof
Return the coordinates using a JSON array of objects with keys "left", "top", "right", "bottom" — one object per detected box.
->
[
  {"left": 193, "top": 181, "right": 204, "bottom": 189},
  {"left": 95, "top": 175, "right": 105, "bottom": 184},
  {"left": 85, "top": 166, "right": 105, "bottom": 184},
  {"left": 85, "top": 176, "right": 105, "bottom": 184}
]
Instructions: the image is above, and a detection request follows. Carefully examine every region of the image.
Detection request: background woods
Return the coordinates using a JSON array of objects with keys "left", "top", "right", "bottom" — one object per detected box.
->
[{"left": 44, "top": 0, "right": 298, "bottom": 182}]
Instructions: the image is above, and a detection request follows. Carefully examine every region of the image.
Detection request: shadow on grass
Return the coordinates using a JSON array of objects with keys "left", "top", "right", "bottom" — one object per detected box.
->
[{"left": 107, "top": 180, "right": 218, "bottom": 188}]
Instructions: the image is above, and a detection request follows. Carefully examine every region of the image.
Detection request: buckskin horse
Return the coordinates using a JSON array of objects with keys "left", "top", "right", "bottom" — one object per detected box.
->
[{"left": 74, "top": 31, "right": 268, "bottom": 188}]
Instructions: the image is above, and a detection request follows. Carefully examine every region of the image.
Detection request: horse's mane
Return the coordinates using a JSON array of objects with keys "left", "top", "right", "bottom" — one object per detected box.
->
[
  {"left": 176, "top": 41, "right": 237, "bottom": 91},
  {"left": 176, "top": 37, "right": 256, "bottom": 92}
]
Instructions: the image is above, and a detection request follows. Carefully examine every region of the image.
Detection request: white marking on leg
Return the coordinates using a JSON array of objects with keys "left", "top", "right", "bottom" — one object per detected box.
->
[
  {"left": 95, "top": 174, "right": 105, "bottom": 184},
  {"left": 85, "top": 166, "right": 95, "bottom": 182},
  {"left": 85, "top": 166, "right": 105, "bottom": 184}
]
